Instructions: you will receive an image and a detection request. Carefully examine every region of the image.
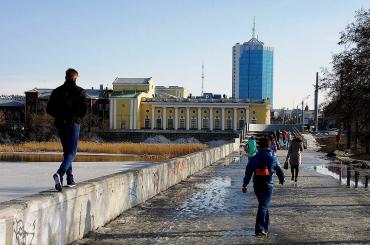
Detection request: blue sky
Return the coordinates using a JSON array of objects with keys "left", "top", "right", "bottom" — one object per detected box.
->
[{"left": 0, "top": 0, "right": 368, "bottom": 108}]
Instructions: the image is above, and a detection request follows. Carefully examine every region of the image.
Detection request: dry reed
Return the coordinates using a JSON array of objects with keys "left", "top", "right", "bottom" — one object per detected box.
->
[{"left": 0, "top": 141, "right": 208, "bottom": 157}]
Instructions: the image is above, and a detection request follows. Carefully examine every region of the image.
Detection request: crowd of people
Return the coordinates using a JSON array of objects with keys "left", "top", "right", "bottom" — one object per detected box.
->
[{"left": 242, "top": 130, "right": 304, "bottom": 237}]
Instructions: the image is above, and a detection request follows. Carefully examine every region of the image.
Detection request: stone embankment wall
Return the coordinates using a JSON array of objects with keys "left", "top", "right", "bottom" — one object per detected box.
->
[{"left": 0, "top": 138, "right": 240, "bottom": 245}]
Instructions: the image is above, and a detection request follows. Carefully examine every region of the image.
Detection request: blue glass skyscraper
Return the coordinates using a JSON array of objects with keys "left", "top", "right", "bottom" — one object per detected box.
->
[{"left": 232, "top": 21, "right": 274, "bottom": 107}]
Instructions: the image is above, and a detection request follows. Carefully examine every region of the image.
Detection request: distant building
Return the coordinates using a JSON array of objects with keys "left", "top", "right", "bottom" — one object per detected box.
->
[
  {"left": 109, "top": 77, "right": 271, "bottom": 131},
  {"left": 232, "top": 19, "right": 274, "bottom": 107},
  {"left": 155, "top": 86, "right": 189, "bottom": 99},
  {"left": 0, "top": 98, "right": 25, "bottom": 129},
  {"left": 24, "top": 86, "right": 109, "bottom": 130}
]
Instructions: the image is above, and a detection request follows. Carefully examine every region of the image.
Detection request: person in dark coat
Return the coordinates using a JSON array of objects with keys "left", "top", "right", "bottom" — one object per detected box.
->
[
  {"left": 46, "top": 68, "right": 87, "bottom": 191},
  {"left": 285, "top": 135, "right": 304, "bottom": 182},
  {"left": 242, "top": 137, "right": 285, "bottom": 236}
]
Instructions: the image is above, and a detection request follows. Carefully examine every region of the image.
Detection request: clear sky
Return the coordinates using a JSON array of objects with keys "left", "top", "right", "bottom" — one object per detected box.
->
[{"left": 0, "top": 0, "right": 368, "bottom": 109}]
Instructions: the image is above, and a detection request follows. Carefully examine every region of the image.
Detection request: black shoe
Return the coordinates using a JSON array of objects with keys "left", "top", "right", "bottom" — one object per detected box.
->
[
  {"left": 291, "top": 177, "right": 294, "bottom": 181},
  {"left": 295, "top": 179, "right": 298, "bottom": 182},
  {"left": 53, "top": 173, "right": 63, "bottom": 192},
  {"left": 66, "top": 176, "right": 76, "bottom": 187}
]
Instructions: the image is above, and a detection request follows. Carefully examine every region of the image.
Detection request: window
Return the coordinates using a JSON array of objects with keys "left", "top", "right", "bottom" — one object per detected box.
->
[
  {"left": 144, "top": 118, "right": 150, "bottom": 129},
  {"left": 215, "top": 117, "right": 221, "bottom": 130},
  {"left": 120, "top": 121, "right": 126, "bottom": 129},
  {"left": 179, "top": 117, "right": 185, "bottom": 129},
  {"left": 226, "top": 117, "right": 232, "bottom": 130},
  {"left": 167, "top": 117, "right": 174, "bottom": 129},
  {"left": 156, "top": 118, "right": 162, "bottom": 129},
  {"left": 191, "top": 117, "right": 197, "bottom": 129},
  {"left": 202, "top": 117, "right": 209, "bottom": 129},
  {"left": 238, "top": 119, "right": 245, "bottom": 130}
]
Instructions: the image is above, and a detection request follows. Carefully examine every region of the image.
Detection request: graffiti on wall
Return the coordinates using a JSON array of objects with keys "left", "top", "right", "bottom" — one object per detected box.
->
[{"left": 13, "top": 218, "right": 36, "bottom": 245}]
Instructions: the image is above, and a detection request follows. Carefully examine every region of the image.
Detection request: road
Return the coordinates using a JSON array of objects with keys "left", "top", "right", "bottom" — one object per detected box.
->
[
  {"left": 74, "top": 150, "right": 370, "bottom": 244},
  {"left": 0, "top": 161, "right": 153, "bottom": 202}
]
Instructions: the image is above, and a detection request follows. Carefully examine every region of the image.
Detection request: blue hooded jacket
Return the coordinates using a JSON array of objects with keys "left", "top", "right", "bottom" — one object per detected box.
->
[{"left": 243, "top": 148, "right": 285, "bottom": 188}]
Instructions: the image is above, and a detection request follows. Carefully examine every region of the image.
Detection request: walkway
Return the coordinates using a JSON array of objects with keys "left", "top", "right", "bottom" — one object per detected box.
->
[{"left": 74, "top": 150, "right": 370, "bottom": 244}]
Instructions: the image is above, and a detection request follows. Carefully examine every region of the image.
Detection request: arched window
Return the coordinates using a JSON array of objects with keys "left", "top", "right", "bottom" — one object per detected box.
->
[
  {"left": 156, "top": 116, "right": 162, "bottom": 129},
  {"left": 144, "top": 115, "right": 150, "bottom": 129},
  {"left": 226, "top": 116, "right": 232, "bottom": 130},
  {"left": 179, "top": 116, "right": 185, "bottom": 129},
  {"left": 191, "top": 117, "right": 197, "bottom": 129},
  {"left": 202, "top": 116, "right": 209, "bottom": 129},
  {"left": 167, "top": 116, "right": 174, "bottom": 129},
  {"left": 214, "top": 116, "right": 221, "bottom": 130},
  {"left": 238, "top": 116, "right": 245, "bottom": 130}
]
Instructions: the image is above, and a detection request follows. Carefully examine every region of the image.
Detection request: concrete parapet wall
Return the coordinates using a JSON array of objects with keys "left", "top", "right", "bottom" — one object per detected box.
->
[
  {"left": 249, "top": 124, "right": 301, "bottom": 133},
  {"left": 0, "top": 138, "right": 240, "bottom": 245}
]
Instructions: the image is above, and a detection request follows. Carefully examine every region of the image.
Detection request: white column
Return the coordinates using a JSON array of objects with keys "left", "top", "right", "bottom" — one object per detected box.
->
[
  {"left": 246, "top": 107, "right": 249, "bottom": 132},
  {"left": 109, "top": 98, "right": 113, "bottom": 129},
  {"left": 129, "top": 99, "right": 133, "bottom": 129},
  {"left": 162, "top": 107, "right": 166, "bottom": 130},
  {"left": 221, "top": 107, "right": 225, "bottom": 130},
  {"left": 113, "top": 98, "right": 117, "bottom": 129},
  {"left": 198, "top": 107, "right": 202, "bottom": 130},
  {"left": 186, "top": 107, "right": 190, "bottom": 130},
  {"left": 133, "top": 99, "right": 137, "bottom": 129},
  {"left": 174, "top": 107, "right": 178, "bottom": 130},
  {"left": 209, "top": 107, "right": 213, "bottom": 130},
  {"left": 151, "top": 106, "right": 155, "bottom": 129},
  {"left": 233, "top": 108, "right": 237, "bottom": 131}
]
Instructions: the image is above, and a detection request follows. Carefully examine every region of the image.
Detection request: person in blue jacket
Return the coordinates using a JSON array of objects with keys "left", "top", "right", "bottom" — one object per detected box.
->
[{"left": 242, "top": 137, "right": 285, "bottom": 237}]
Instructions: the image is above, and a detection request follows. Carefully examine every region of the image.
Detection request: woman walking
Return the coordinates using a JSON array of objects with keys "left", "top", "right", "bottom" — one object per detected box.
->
[{"left": 285, "top": 135, "right": 304, "bottom": 182}]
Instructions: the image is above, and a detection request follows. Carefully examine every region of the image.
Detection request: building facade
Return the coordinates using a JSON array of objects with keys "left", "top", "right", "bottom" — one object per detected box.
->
[
  {"left": 109, "top": 77, "right": 270, "bottom": 131},
  {"left": 232, "top": 31, "right": 274, "bottom": 107},
  {"left": 155, "top": 86, "right": 189, "bottom": 99}
]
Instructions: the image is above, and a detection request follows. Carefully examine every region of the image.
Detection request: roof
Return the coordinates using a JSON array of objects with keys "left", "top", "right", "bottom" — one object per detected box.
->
[
  {"left": 244, "top": 37, "right": 264, "bottom": 45},
  {"left": 0, "top": 99, "right": 25, "bottom": 108},
  {"left": 113, "top": 77, "right": 152, "bottom": 85}
]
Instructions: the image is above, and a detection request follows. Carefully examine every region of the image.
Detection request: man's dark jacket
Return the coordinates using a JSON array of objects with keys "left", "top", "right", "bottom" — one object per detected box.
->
[
  {"left": 46, "top": 80, "right": 87, "bottom": 128},
  {"left": 243, "top": 148, "right": 285, "bottom": 188}
]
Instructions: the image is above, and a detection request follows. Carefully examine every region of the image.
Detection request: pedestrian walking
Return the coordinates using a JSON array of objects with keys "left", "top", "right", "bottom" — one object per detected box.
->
[
  {"left": 270, "top": 139, "right": 277, "bottom": 156},
  {"left": 287, "top": 131, "right": 293, "bottom": 150},
  {"left": 275, "top": 130, "right": 281, "bottom": 149},
  {"left": 46, "top": 68, "right": 87, "bottom": 191},
  {"left": 335, "top": 131, "right": 341, "bottom": 149},
  {"left": 245, "top": 136, "right": 257, "bottom": 158},
  {"left": 285, "top": 135, "right": 304, "bottom": 182},
  {"left": 242, "top": 137, "right": 285, "bottom": 237},
  {"left": 282, "top": 130, "right": 287, "bottom": 144}
]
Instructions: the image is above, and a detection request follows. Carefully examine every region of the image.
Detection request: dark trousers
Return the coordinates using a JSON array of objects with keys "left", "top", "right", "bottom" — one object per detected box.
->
[
  {"left": 253, "top": 186, "right": 273, "bottom": 234},
  {"left": 57, "top": 123, "right": 80, "bottom": 179},
  {"left": 291, "top": 165, "right": 299, "bottom": 180}
]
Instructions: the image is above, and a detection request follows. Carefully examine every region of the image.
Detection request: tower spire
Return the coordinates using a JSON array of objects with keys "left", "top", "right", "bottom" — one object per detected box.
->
[
  {"left": 201, "top": 63, "right": 205, "bottom": 96},
  {"left": 252, "top": 16, "right": 256, "bottom": 39}
]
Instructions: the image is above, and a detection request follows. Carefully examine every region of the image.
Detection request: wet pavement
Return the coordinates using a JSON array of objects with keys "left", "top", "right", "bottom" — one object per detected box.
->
[{"left": 73, "top": 150, "right": 370, "bottom": 244}]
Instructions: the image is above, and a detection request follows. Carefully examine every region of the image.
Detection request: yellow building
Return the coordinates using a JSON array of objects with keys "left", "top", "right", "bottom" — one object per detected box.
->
[{"left": 109, "top": 77, "right": 270, "bottom": 130}]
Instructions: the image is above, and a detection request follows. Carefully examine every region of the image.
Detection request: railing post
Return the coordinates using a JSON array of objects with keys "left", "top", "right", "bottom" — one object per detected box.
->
[{"left": 347, "top": 166, "right": 351, "bottom": 187}]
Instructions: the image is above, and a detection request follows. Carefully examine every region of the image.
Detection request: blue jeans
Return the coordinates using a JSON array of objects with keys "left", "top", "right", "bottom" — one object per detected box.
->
[
  {"left": 57, "top": 123, "right": 80, "bottom": 178},
  {"left": 254, "top": 186, "right": 273, "bottom": 233}
]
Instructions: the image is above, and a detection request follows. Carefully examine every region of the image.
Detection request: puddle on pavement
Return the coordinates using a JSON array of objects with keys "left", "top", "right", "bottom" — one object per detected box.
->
[
  {"left": 0, "top": 153, "right": 152, "bottom": 162},
  {"left": 176, "top": 176, "right": 232, "bottom": 217},
  {"left": 314, "top": 161, "right": 369, "bottom": 188}
]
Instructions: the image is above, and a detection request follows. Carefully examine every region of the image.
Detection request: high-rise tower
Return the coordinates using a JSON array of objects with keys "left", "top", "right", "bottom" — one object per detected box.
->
[{"left": 232, "top": 18, "right": 274, "bottom": 107}]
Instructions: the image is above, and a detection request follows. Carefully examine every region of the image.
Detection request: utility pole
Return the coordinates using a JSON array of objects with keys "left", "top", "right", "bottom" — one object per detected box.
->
[
  {"left": 314, "top": 72, "right": 319, "bottom": 132},
  {"left": 301, "top": 100, "right": 304, "bottom": 131}
]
